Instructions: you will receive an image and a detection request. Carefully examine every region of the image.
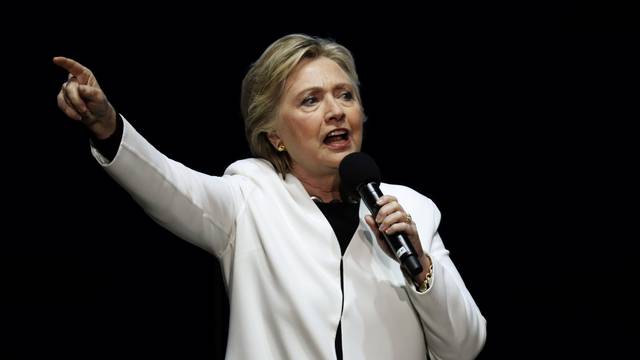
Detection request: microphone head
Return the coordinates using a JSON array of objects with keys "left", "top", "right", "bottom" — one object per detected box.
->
[{"left": 339, "top": 152, "right": 382, "bottom": 195}]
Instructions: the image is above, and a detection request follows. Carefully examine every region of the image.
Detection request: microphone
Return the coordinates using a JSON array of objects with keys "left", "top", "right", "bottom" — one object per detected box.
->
[{"left": 339, "top": 152, "right": 423, "bottom": 277}]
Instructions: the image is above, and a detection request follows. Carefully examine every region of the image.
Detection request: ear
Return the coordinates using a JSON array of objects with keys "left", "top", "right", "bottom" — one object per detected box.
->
[{"left": 267, "top": 131, "right": 281, "bottom": 149}]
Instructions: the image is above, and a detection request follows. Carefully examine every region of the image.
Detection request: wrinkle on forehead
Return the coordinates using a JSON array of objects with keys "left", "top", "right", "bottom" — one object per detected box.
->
[{"left": 284, "top": 57, "right": 352, "bottom": 97}]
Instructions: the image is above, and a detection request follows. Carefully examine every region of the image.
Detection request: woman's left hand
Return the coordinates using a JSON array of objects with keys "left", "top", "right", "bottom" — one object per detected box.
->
[{"left": 364, "top": 195, "right": 431, "bottom": 283}]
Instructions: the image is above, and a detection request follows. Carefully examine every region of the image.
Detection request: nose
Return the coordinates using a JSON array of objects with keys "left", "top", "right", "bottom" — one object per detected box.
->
[{"left": 324, "top": 95, "right": 345, "bottom": 123}]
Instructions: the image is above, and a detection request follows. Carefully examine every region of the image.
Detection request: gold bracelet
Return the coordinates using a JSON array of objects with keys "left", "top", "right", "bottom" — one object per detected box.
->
[{"left": 416, "top": 262, "right": 433, "bottom": 293}]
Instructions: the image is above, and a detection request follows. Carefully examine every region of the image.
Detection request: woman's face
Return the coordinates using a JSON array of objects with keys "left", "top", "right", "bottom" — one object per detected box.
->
[{"left": 270, "top": 56, "right": 364, "bottom": 177}]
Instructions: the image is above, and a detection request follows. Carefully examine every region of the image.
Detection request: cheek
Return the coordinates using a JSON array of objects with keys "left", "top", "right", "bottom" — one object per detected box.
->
[
  {"left": 281, "top": 114, "right": 310, "bottom": 140},
  {"left": 288, "top": 122, "right": 320, "bottom": 148},
  {"left": 349, "top": 114, "right": 364, "bottom": 137},
  {"left": 353, "top": 122, "right": 365, "bottom": 149},
  {"left": 354, "top": 130, "right": 363, "bottom": 150}
]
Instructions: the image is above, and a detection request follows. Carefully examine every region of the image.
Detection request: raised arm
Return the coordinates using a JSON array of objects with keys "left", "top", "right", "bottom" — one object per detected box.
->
[
  {"left": 53, "top": 56, "right": 116, "bottom": 139},
  {"left": 54, "top": 57, "right": 246, "bottom": 257}
]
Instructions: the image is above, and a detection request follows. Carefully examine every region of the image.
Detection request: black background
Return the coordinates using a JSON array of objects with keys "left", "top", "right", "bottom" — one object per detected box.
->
[{"left": 2, "top": 4, "right": 637, "bottom": 359}]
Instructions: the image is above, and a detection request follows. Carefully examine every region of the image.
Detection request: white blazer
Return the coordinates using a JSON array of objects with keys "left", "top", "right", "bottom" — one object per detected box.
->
[{"left": 92, "top": 117, "right": 486, "bottom": 360}]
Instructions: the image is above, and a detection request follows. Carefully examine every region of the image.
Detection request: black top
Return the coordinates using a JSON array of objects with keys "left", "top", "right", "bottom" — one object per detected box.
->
[
  {"left": 91, "top": 114, "right": 360, "bottom": 360},
  {"left": 314, "top": 201, "right": 360, "bottom": 256},
  {"left": 314, "top": 200, "right": 359, "bottom": 360},
  {"left": 89, "top": 113, "right": 123, "bottom": 160}
]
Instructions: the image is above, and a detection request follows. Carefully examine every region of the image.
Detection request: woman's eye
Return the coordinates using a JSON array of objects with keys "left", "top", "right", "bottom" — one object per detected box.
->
[
  {"left": 302, "top": 96, "right": 317, "bottom": 106},
  {"left": 340, "top": 91, "right": 354, "bottom": 100}
]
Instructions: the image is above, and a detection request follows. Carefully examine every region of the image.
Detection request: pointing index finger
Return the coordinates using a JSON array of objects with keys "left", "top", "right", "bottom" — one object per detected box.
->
[{"left": 53, "top": 56, "right": 91, "bottom": 81}]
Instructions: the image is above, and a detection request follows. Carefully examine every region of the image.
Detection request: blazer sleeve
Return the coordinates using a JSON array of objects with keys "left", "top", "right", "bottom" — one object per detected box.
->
[
  {"left": 90, "top": 115, "right": 247, "bottom": 258},
  {"left": 406, "top": 198, "right": 487, "bottom": 360}
]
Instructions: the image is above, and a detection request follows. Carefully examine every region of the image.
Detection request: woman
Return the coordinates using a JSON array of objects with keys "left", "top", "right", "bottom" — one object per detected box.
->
[{"left": 54, "top": 34, "right": 486, "bottom": 360}]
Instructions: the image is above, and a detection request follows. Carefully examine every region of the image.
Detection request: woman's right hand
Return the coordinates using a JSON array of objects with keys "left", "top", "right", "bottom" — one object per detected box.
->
[{"left": 53, "top": 57, "right": 116, "bottom": 139}]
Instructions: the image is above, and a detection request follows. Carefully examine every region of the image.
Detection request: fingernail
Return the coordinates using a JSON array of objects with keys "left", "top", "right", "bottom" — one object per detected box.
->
[
  {"left": 379, "top": 225, "right": 386, "bottom": 232},
  {"left": 376, "top": 198, "right": 383, "bottom": 205}
]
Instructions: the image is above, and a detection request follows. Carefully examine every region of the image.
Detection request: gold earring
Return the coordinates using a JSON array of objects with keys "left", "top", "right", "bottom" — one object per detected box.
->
[{"left": 277, "top": 144, "right": 286, "bottom": 152}]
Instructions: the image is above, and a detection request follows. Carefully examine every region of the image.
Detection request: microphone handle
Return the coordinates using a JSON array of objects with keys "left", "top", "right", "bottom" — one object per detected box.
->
[{"left": 358, "top": 182, "right": 424, "bottom": 276}]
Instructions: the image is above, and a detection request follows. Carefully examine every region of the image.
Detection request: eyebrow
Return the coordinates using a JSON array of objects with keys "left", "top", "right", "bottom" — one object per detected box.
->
[{"left": 294, "top": 83, "right": 353, "bottom": 98}]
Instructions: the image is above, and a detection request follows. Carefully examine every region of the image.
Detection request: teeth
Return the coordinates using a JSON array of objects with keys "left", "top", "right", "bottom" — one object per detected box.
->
[{"left": 328, "top": 129, "right": 347, "bottom": 137}]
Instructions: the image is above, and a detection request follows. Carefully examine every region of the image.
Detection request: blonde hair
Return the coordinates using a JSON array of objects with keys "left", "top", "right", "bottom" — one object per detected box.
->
[{"left": 241, "top": 34, "right": 363, "bottom": 176}]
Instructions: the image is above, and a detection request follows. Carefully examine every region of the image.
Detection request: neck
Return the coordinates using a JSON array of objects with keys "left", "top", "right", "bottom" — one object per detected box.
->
[{"left": 292, "top": 164, "right": 341, "bottom": 203}]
